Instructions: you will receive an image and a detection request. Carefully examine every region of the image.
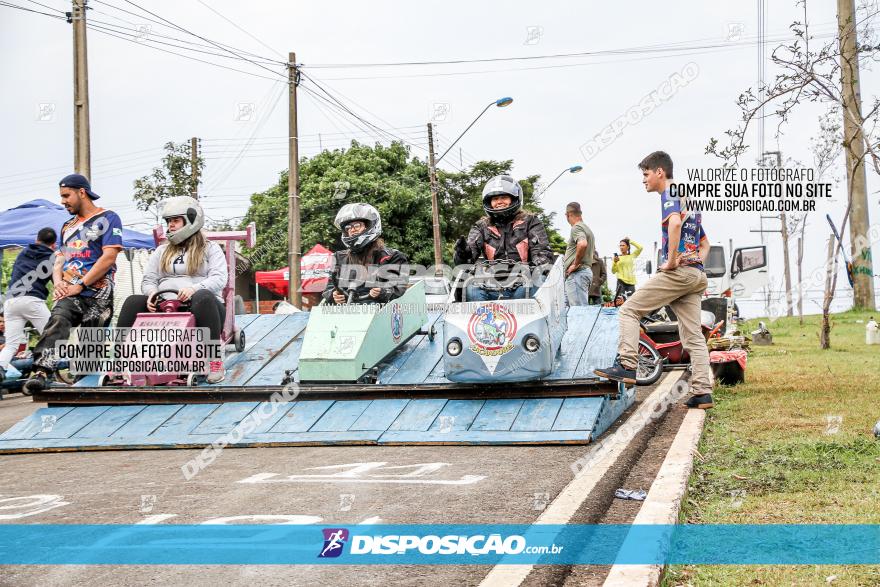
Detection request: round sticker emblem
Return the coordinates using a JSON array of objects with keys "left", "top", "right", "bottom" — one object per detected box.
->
[{"left": 467, "top": 303, "right": 518, "bottom": 356}]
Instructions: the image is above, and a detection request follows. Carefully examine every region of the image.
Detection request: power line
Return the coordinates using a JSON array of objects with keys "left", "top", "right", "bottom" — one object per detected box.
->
[
  {"left": 118, "top": 0, "right": 287, "bottom": 79},
  {"left": 91, "top": 0, "right": 286, "bottom": 64},
  {"left": 301, "top": 27, "right": 841, "bottom": 70},
  {"left": 85, "top": 23, "right": 285, "bottom": 82},
  {"left": 21, "top": 0, "right": 63, "bottom": 13},
  {"left": 87, "top": 18, "right": 282, "bottom": 65},
  {"left": 195, "top": 0, "right": 285, "bottom": 59},
  {"left": 89, "top": 2, "right": 281, "bottom": 63},
  {"left": 0, "top": 1, "right": 65, "bottom": 19}
]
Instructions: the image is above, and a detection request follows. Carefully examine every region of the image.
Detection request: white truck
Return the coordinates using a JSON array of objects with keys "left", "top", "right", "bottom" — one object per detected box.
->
[{"left": 650, "top": 242, "right": 769, "bottom": 328}]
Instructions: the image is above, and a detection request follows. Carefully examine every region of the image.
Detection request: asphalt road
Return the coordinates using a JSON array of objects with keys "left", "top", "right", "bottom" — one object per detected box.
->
[{"left": 0, "top": 389, "right": 658, "bottom": 587}]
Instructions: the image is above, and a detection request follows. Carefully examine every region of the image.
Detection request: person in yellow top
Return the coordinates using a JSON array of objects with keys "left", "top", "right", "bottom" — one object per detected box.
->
[{"left": 611, "top": 237, "right": 642, "bottom": 303}]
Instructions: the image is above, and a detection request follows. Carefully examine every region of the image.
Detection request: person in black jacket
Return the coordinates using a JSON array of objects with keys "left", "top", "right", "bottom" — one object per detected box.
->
[
  {"left": 0, "top": 227, "right": 57, "bottom": 382},
  {"left": 322, "top": 203, "right": 408, "bottom": 305},
  {"left": 453, "top": 175, "right": 554, "bottom": 301}
]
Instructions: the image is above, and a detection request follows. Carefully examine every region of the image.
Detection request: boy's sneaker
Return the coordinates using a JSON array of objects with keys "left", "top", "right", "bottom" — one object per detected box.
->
[
  {"left": 593, "top": 361, "right": 637, "bottom": 385},
  {"left": 206, "top": 361, "right": 225, "bottom": 384},
  {"left": 684, "top": 393, "right": 714, "bottom": 409},
  {"left": 22, "top": 371, "right": 49, "bottom": 396}
]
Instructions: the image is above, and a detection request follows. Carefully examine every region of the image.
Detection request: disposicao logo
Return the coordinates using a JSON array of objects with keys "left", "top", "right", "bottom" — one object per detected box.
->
[{"left": 318, "top": 528, "right": 349, "bottom": 558}]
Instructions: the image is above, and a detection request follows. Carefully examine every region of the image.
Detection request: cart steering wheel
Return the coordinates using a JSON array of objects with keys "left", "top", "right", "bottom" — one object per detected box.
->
[{"left": 151, "top": 288, "right": 191, "bottom": 312}]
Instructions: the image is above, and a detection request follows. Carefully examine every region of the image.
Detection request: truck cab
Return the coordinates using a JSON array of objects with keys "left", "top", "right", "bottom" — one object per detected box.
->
[{"left": 704, "top": 243, "right": 769, "bottom": 298}]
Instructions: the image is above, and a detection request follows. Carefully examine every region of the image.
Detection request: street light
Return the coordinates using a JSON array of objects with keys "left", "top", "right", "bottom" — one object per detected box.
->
[
  {"left": 537, "top": 165, "right": 583, "bottom": 197},
  {"left": 427, "top": 97, "right": 513, "bottom": 273},
  {"left": 437, "top": 96, "right": 513, "bottom": 163}
]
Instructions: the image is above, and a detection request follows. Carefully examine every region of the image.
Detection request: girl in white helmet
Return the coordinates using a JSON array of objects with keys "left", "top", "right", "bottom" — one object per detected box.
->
[
  {"left": 323, "top": 203, "right": 408, "bottom": 305},
  {"left": 116, "top": 196, "right": 228, "bottom": 382}
]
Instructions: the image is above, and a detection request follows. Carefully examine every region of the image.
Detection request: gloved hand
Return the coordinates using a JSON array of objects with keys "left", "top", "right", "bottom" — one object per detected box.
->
[{"left": 454, "top": 236, "right": 472, "bottom": 264}]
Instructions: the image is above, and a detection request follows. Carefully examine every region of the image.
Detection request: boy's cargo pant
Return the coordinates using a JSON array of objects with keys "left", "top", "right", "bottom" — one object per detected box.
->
[{"left": 617, "top": 265, "right": 713, "bottom": 395}]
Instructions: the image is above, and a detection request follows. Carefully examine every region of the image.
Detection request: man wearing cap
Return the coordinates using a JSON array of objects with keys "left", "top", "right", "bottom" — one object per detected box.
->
[
  {"left": 23, "top": 174, "right": 124, "bottom": 394},
  {"left": 563, "top": 202, "right": 594, "bottom": 306}
]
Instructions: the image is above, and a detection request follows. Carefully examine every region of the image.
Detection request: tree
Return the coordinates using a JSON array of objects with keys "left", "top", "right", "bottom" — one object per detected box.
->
[
  {"left": 133, "top": 141, "right": 205, "bottom": 223},
  {"left": 240, "top": 141, "right": 566, "bottom": 271},
  {"left": 705, "top": 0, "right": 878, "bottom": 321}
]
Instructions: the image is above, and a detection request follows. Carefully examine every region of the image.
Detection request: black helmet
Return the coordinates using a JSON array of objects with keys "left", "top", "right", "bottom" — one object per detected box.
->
[{"left": 482, "top": 174, "right": 522, "bottom": 222}]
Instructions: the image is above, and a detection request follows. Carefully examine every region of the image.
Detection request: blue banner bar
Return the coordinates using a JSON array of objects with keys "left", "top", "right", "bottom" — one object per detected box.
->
[{"left": 0, "top": 525, "right": 877, "bottom": 565}]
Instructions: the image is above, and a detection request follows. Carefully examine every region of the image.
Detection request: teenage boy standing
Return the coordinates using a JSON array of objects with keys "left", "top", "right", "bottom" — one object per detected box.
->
[{"left": 594, "top": 152, "right": 714, "bottom": 409}]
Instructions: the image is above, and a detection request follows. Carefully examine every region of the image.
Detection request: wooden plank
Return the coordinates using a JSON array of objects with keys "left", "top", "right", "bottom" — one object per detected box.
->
[
  {"left": 151, "top": 404, "right": 220, "bottom": 438},
  {"left": 470, "top": 399, "right": 525, "bottom": 431},
  {"left": 428, "top": 400, "right": 484, "bottom": 431},
  {"left": 551, "top": 397, "right": 604, "bottom": 431},
  {"left": 510, "top": 398, "right": 564, "bottom": 432},
  {"left": 309, "top": 400, "right": 371, "bottom": 432},
  {"left": 387, "top": 398, "right": 447, "bottom": 431},
  {"left": 384, "top": 316, "right": 445, "bottom": 385},
  {"left": 348, "top": 399, "right": 409, "bottom": 431},
  {"left": 547, "top": 305, "right": 601, "bottom": 380},
  {"left": 112, "top": 404, "right": 183, "bottom": 438},
  {"left": 190, "top": 402, "right": 260, "bottom": 435},
  {"left": 248, "top": 401, "right": 298, "bottom": 434},
  {"left": 241, "top": 431, "right": 382, "bottom": 444},
  {"left": 591, "top": 385, "right": 636, "bottom": 440},
  {"left": 379, "top": 430, "right": 591, "bottom": 445},
  {"left": 33, "top": 406, "right": 110, "bottom": 439},
  {"left": 0, "top": 407, "right": 75, "bottom": 440},
  {"left": 241, "top": 314, "right": 309, "bottom": 387},
  {"left": 574, "top": 307, "right": 619, "bottom": 379},
  {"left": 377, "top": 313, "right": 443, "bottom": 383},
  {"left": 221, "top": 315, "right": 305, "bottom": 386},
  {"left": 268, "top": 400, "right": 334, "bottom": 433},
  {"left": 233, "top": 314, "right": 287, "bottom": 355},
  {"left": 423, "top": 358, "right": 449, "bottom": 384},
  {"left": 72, "top": 405, "right": 145, "bottom": 438},
  {"left": 73, "top": 375, "right": 101, "bottom": 388},
  {"left": 234, "top": 313, "right": 261, "bottom": 330}
]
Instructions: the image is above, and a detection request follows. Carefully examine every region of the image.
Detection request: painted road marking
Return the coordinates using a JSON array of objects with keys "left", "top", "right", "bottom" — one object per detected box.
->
[
  {"left": 479, "top": 372, "right": 683, "bottom": 587},
  {"left": 0, "top": 494, "right": 70, "bottom": 520},
  {"left": 238, "top": 461, "right": 487, "bottom": 486}
]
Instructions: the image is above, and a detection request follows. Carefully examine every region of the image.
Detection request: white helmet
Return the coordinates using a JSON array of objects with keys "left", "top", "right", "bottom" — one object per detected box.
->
[
  {"left": 161, "top": 196, "right": 204, "bottom": 245},
  {"left": 334, "top": 203, "right": 382, "bottom": 252}
]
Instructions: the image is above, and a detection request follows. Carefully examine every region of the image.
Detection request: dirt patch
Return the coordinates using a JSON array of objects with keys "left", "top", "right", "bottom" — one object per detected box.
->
[{"left": 521, "top": 380, "right": 691, "bottom": 587}]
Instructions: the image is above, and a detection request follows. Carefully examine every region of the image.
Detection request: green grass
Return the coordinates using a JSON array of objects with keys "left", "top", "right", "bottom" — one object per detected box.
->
[{"left": 664, "top": 309, "right": 880, "bottom": 587}]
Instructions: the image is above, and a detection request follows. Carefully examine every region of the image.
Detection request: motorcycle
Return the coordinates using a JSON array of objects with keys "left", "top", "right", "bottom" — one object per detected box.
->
[{"left": 635, "top": 309, "right": 724, "bottom": 386}]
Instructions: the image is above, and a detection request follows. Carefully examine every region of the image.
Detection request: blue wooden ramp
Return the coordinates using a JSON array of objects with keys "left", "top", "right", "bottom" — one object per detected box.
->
[
  {"left": 0, "top": 306, "right": 633, "bottom": 452},
  {"left": 69, "top": 306, "right": 620, "bottom": 390},
  {"left": 0, "top": 387, "right": 634, "bottom": 453}
]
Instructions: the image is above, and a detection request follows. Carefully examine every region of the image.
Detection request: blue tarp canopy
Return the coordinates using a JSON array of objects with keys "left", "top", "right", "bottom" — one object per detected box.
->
[{"left": 0, "top": 199, "right": 155, "bottom": 249}]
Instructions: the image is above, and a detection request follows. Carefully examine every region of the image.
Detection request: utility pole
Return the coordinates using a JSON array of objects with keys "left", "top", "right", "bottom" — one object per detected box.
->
[
  {"left": 287, "top": 52, "right": 302, "bottom": 308},
  {"left": 427, "top": 123, "right": 443, "bottom": 273},
  {"left": 190, "top": 137, "right": 199, "bottom": 199},
  {"left": 69, "top": 0, "right": 91, "bottom": 178},
  {"left": 838, "top": 0, "right": 876, "bottom": 309}
]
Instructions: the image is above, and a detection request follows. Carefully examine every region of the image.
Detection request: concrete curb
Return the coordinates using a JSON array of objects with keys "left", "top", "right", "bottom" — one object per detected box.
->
[
  {"left": 479, "top": 372, "right": 684, "bottom": 587},
  {"left": 601, "top": 407, "right": 707, "bottom": 587}
]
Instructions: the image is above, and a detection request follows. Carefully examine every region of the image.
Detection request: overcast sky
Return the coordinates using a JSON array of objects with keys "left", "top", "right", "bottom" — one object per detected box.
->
[{"left": 2, "top": 0, "right": 879, "bottom": 312}]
